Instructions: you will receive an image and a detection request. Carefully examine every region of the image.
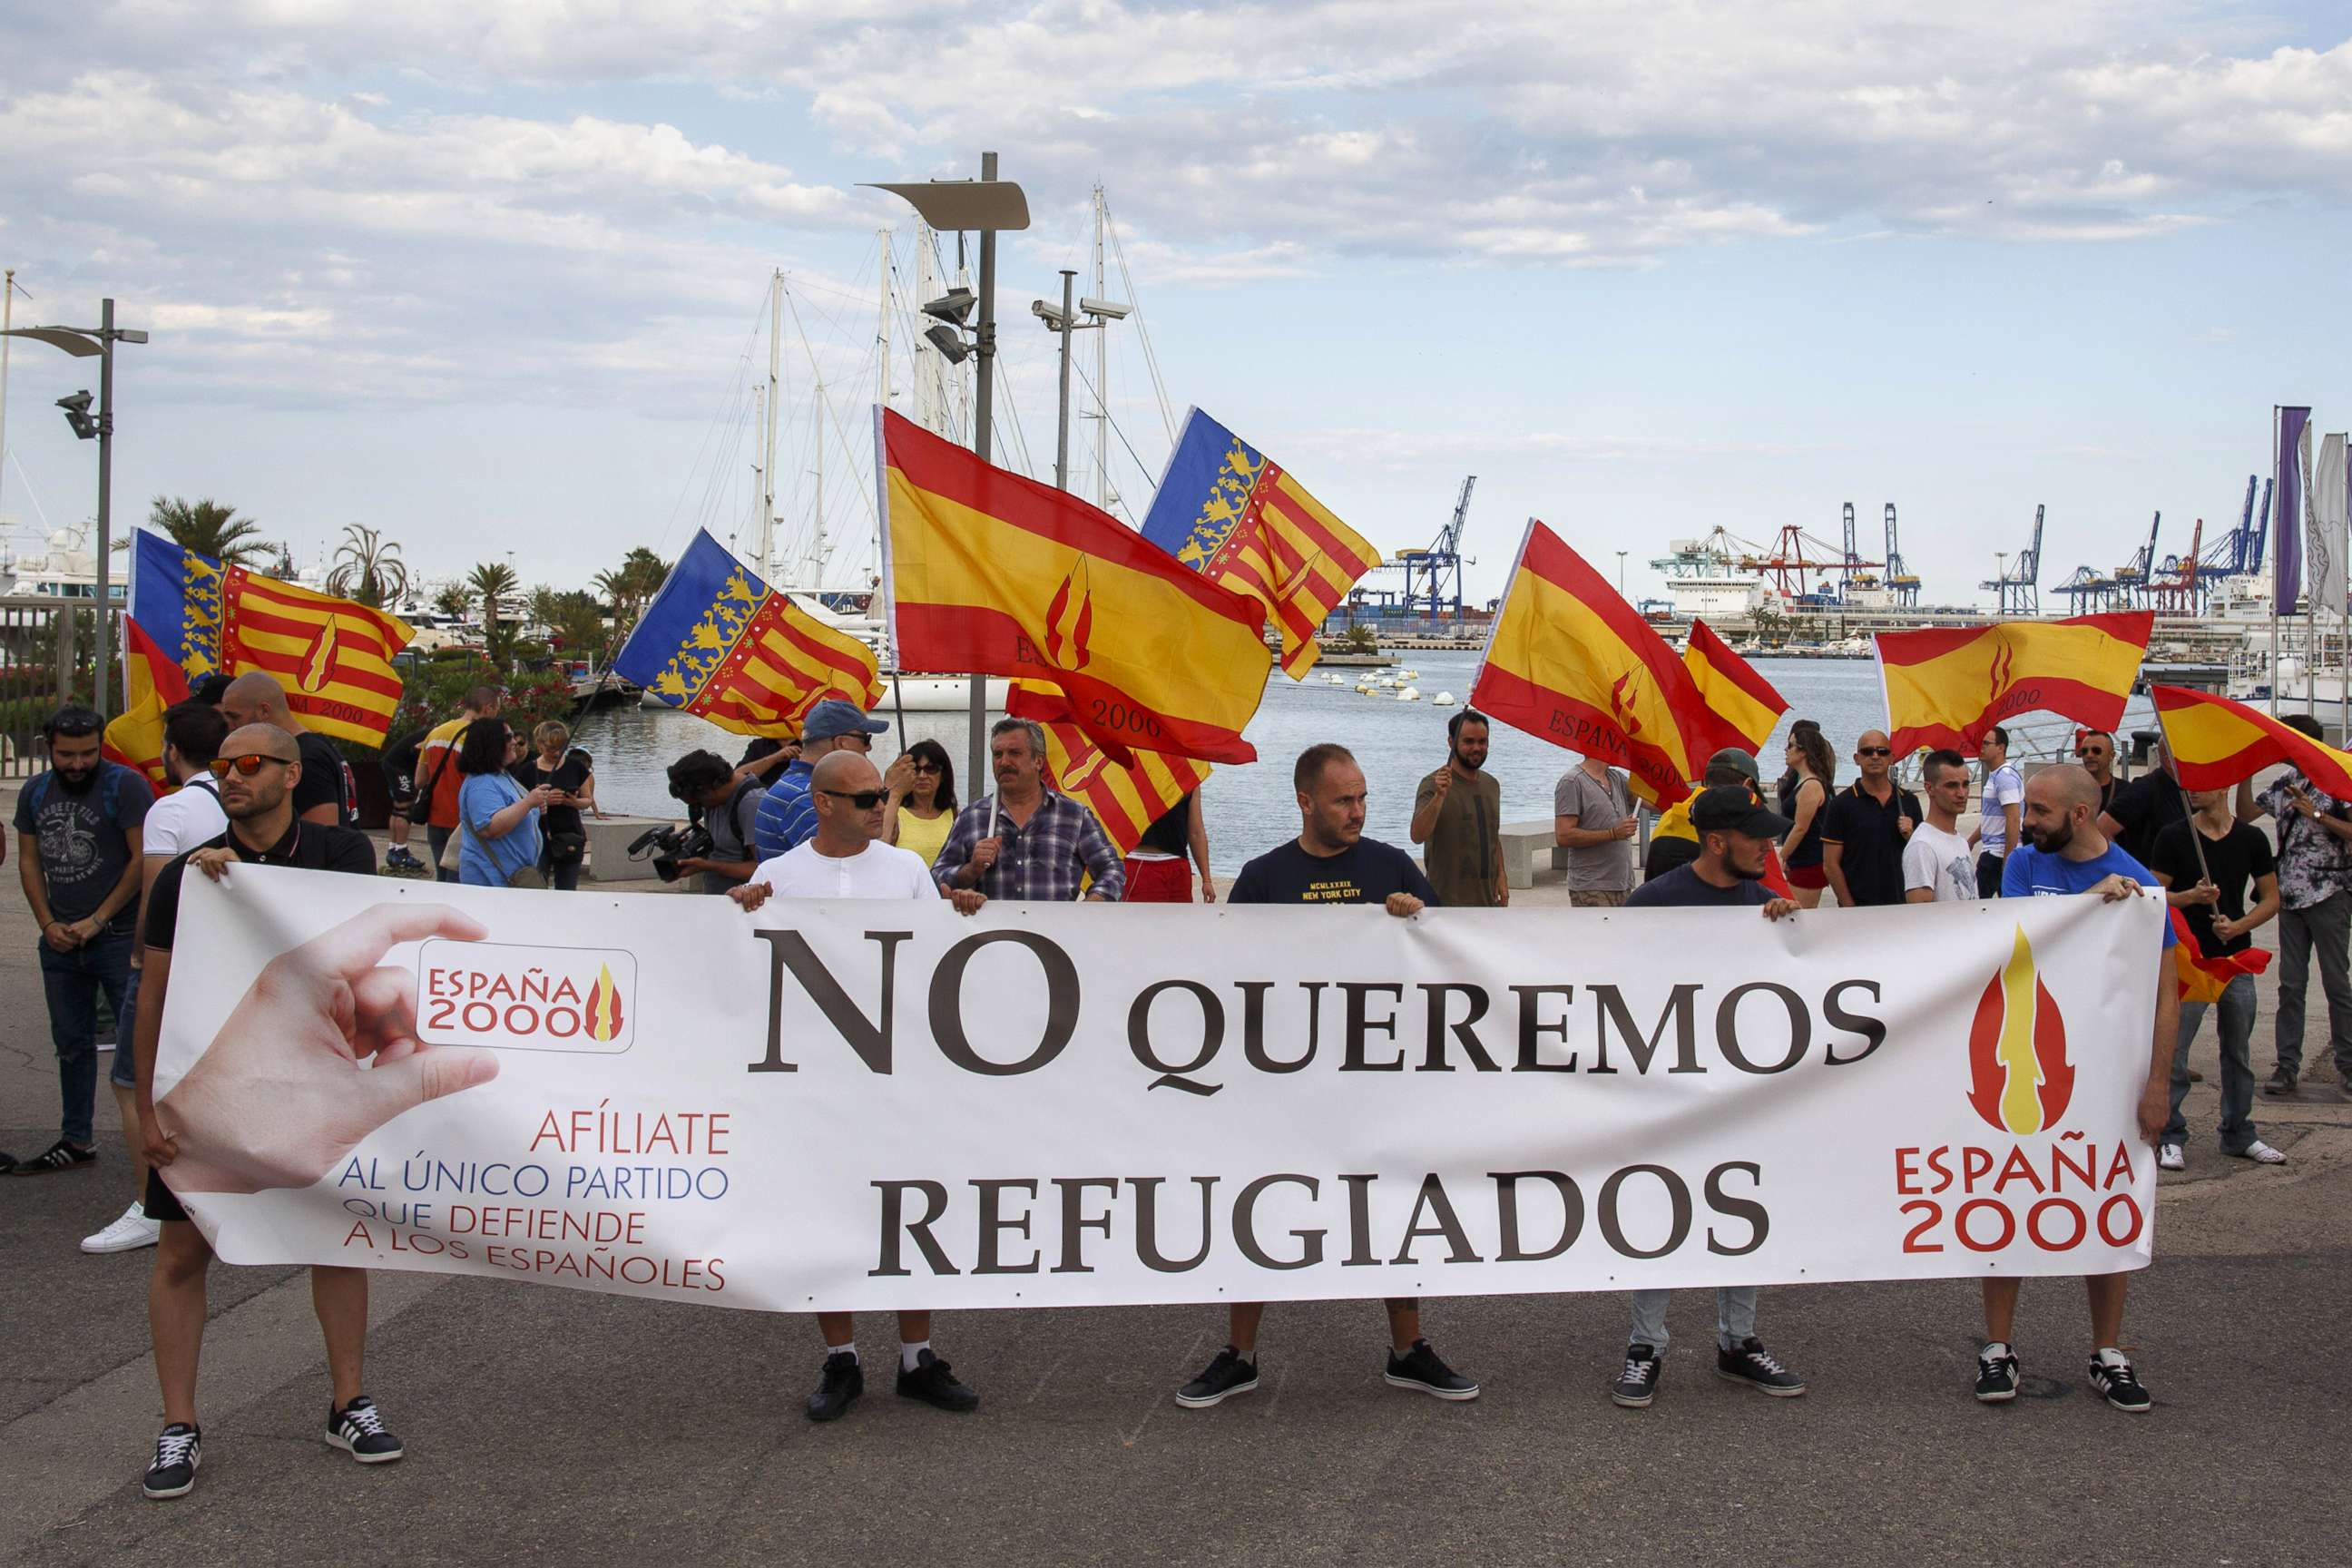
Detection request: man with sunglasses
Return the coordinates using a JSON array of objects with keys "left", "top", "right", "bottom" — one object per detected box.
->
[
  {"left": 131, "top": 724, "right": 396, "bottom": 1499},
  {"left": 1820, "top": 730, "right": 1919, "bottom": 908},
  {"left": 751, "top": 699, "right": 889, "bottom": 860},
  {"left": 2075, "top": 730, "right": 2122, "bottom": 818},
  {"left": 732, "top": 749, "right": 986, "bottom": 1421}
]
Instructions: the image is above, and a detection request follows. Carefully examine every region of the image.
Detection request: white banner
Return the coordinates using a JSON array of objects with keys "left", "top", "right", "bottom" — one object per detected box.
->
[{"left": 152, "top": 868, "right": 2163, "bottom": 1311}]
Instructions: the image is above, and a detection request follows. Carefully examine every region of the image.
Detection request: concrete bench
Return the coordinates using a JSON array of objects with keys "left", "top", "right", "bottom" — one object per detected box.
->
[
  {"left": 584, "top": 815, "right": 674, "bottom": 883},
  {"left": 1498, "top": 818, "right": 1569, "bottom": 890}
]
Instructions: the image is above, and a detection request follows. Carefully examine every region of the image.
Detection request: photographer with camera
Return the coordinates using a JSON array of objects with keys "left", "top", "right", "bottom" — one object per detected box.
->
[{"left": 664, "top": 750, "right": 763, "bottom": 894}]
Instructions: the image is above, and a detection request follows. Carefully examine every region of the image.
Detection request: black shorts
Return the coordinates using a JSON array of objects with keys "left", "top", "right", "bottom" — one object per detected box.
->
[
  {"left": 143, "top": 1168, "right": 191, "bottom": 1224},
  {"left": 383, "top": 768, "right": 418, "bottom": 813}
]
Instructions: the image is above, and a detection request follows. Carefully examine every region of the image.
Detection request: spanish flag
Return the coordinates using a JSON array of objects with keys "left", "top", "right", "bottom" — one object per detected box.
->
[
  {"left": 1469, "top": 520, "right": 1709, "bottom": 806},
  {"left": 1681, "top": 619, "right": 1788, "bottom": 757},
  {"left": 1009, "top": 681, "right": 1210, "bottom": 854},
  {"left": 2151, "top": 683, "right": 2352, "bottom": 796},
  {"left": 1876, "top": 611, "right": 2151, "bottom": 757},
  {"left": 2168, "top": 906, "right": 2272, "bottom": 1004},
  {"left": 1139, "top": 408, "right": 1383, "bottom": 680},
  {"left": 101, "top": 617, "right": 192, "bottom": 797},
  {"left": 881, "top": 408, "right": 1270, "bottom": 765},
  {"left": 130, "top": 531, "right": 414, "bottom": 746},
  {"left": 613, "top": 529, "right": 883, "bottom": 738}
]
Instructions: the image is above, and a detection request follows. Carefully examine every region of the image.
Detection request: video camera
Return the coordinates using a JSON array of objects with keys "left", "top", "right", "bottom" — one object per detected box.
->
[{"left": 626, "top": 821, "right": 714, "bottom": 884}]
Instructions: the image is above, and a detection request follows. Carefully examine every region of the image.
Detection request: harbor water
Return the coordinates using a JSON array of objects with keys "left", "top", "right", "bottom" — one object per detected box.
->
[{"left": 570, "top": 653, "right": 2164, "bottom": 877}]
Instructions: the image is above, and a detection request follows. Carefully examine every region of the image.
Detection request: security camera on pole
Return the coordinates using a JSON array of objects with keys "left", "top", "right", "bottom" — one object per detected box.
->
[
  {"left": 3, "top": 297, "right": 150, "bottom": 715},
  {"left": 1031, "top": 273, "right": 1130, "bottom": 495}
]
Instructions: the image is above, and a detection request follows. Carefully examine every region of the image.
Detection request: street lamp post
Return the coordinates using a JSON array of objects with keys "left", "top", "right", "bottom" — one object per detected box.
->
[
  {"left": 3, "top": 297, "right": 148, "bottom": 715},
  {"left": 863, "top": 154, "right": 1030, "bottom": 791}
]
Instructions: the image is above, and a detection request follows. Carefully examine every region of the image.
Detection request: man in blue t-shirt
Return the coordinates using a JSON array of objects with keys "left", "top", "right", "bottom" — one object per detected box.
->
[
  {"left": 752, "top": 700, "right": 887, "bottom": 860},
  {"left": 1980, "top": 763, "right": 2179, "bottom": 1415}
]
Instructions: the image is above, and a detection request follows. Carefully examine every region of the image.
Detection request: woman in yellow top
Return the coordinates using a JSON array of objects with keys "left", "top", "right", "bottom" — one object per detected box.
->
[{"left": 882, "top": 739, "right": 957, "bottom": 869}]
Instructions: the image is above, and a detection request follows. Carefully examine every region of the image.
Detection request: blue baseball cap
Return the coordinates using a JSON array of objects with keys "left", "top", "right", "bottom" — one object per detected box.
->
[{"left": 801, "top": 699, "right": 888, "bottom": 742}]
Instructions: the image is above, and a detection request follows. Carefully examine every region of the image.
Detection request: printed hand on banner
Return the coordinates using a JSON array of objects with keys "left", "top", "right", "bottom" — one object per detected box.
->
[{"left": 153, "top": 905, "right": 500, "bottom": 1194}]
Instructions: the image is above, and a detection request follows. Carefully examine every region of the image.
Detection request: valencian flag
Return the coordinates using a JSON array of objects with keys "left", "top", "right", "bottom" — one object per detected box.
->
[
  {"left": 129, "top": 532, "right": 414, "bottom": 746},
  {"left": 1875, "top": 611, "right": 2152, "bottom": 757},
  {"left": 1681, "top": 619, "right": 1788, "bottom": 757},
  {"left": 1007, "top": 680, "right": 1210, "bottom": 854},
  {"left": 879, "top": 408, "right": 1269, "bottom": 765},
  {"left": 1469, "top": 520, "right": 1710, "bottom": 807},
  {"left": 1140, "top": 407, "right": 1383, "bottom": 680},
  {"left": 2150, "top": 683, "right": 2352, "bottom": 797},
  {"left": 102, "top": 618, "right": 193, "bottom": 796},
  {"left": 613, "top": 529, "right": 883, "bottom": 738},
  {"left": 2168, "top": 906, "right": 2272, "bottom": 1004}
]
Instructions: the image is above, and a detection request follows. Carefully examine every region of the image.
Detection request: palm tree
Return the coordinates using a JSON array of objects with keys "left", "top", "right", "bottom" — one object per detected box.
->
[
  {"left": 593, "top": 546, "right": 671, "bottom": 641},
  {"left": 325, "top": 524, "right": 410, "bottom": 608},
  {"left": 143, "top": 496, "right": 269, "bottom": 564},
  {"left": 432, "top": 583, "right": 472, "bottom": 620},
  {"left": 468, "top": 561, "right": 521, "bottom": 666}
]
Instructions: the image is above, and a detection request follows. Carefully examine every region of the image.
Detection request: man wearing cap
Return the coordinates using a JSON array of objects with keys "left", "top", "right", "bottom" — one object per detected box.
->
[
  {"left": 750, "top": 699, "right": 890, "bottom": 861},
  {"left": 1612, "top": 785, "right": 1807, "bottom": 1408},
  {"left": 1820, "top": 729, "right": 1919, "bottom": 908},
  {"left": 1643, "top": 749, "right": 1795, "bottom": 898}
]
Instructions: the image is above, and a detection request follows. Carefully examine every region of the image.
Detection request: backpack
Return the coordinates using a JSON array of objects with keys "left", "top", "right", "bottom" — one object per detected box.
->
[{"left": 25, "top": 763, "right": 142, "bottom": 828}]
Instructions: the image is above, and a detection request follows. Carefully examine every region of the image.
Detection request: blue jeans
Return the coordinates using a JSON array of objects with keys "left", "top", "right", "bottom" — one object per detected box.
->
[
  {"left": 107, "top": 964, "right": 145, "bottom": 1089},
  {"left": 2169, "top": 972, "right": 2259, "bottom": 1153},
  {"left": 38, "top": 927, "right": 134, "bottom": 1146},
  {"left": 1628, "top": 1288, "right": 1758, "bottom": 1354}
]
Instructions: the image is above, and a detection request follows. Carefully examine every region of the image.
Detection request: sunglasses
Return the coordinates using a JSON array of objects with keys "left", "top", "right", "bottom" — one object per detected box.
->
[
  {"left": 819, "top": 789, "right": 887, "bottom": 809},
  {"left": 209, "top": 753, "right": 291, "bottom": 778},
  {"left": 909, "top": 760, "right": 942, "bottom": 773},
  {"left": 1857, "top": 746, "right": 1893, "bottom": 757}
]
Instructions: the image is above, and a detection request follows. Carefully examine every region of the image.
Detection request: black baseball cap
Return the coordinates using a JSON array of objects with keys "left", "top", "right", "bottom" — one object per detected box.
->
[{"left": 1690, "top": 784, "right": 1791, "bottom": 839}]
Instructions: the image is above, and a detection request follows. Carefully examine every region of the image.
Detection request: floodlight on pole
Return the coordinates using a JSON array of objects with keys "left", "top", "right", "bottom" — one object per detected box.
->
[
  {"left": 57, "top": 390, "right": 98, "bottom": 440},
  {"left": 920, "top": 288, "right": 976, "bottom": 326},
  {"left": 923, "top": 323, "right": 973, "bottom": 364}
]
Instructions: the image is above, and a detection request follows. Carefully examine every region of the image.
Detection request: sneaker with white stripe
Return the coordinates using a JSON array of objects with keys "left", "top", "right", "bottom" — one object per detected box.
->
[
  {"left": 142, "top": 1423, "right": 201, "bottom": 1499},
  {"left": 326, "top": 1395, "right": 406, "bottom": 1463}
]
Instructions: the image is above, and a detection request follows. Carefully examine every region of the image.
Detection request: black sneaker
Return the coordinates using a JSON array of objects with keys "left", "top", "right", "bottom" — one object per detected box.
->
[
  {"left": 1174, "top": 1346, "right": 1259, "bottom": 1408},
  {"left": 9, "top": 1138, "right": 96, "bottom": 1176},
  {"left": 0, "top": 1150, "right": 15, "bottom": 1174},
  {"left": 1612, "top": 1343, "right": 1663, "bottom": 1407},
  {"left": 1716, "top": 1337, "right": 1808, "bottom": 1396},
  {"left": 2263, "top": 1068, "right": 2298, "bottom": 1099},
  {"left": 896, "top": 1348, "right": 979, "bottom": 1413},
  {"left": 326, "top": 1395, "right": 405, "bottom": 1462},
  {"left": 1975, "top": 1343, "right": 2021, "bottom": 1403},
  {"left": 1385, "top": 1338, "right": 1479, "bottom": 1401},
  {"left": 142, "top": 1423, "right": 201, "bottom": 1500},
  {"left": 2088, "top": 1354, "right": 2151, "bottom": 1413},
  {"left": 806, "top": 1350, "right": 863, "bottom": 1422}
]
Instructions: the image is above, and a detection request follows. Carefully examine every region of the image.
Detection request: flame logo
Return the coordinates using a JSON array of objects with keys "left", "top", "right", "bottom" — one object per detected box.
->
[
  {"left": 299, "top": 622, "right": 339, "bottom": 694},
  {"left": 1988, "top": 637, "right": 2014, "bottom": 704},
  {"left": 586, "top": 964, "right": 624, "bottom": 1044},
  {"left": 1965, "top": 926, "right": 2074, "bottom": 1134},
  {"left": 1608, "top": 670, "right": 1644, "bottom": 738},
  {"left": 1044, "top": 562, "right": 1093, "bottom": 671}
]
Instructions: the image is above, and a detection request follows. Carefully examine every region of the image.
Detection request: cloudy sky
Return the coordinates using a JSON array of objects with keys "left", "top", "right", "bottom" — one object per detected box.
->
[{"left": 2, "top": 1, "right": 2346, "bottom": 608}]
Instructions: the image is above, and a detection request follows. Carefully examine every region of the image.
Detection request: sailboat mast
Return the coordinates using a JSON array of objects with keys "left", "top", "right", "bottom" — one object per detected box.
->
[
  {"left": 877, "top": 226, "right": 892, "bottom": 425},
  {"left": 1092, "top": 187, "right": 1110, "bottom": 514},
  {"left": 811, "top": 380, "right": 826, "bottom": 588},
  {"left": 0, "top": 269, "right": 15, "bottom": 521},
  {"left": 760, "top": 268, "right": 781, "bottom": 579},
  {"left": 913, "top": 224, "right": 939, "bottom": 434}
]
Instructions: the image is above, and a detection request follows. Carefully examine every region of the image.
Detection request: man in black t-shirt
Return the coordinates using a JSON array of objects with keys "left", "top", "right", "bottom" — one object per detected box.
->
[
  {"left": 2100, "top": 746, "right": 2188, "bottom": 868},
  {"left": 220, "top": 671, "right": 359, "bottom": 834},
  {"left": 132, "top": 723, "right": 446, "bottom": 1500},
  {"left": 1615, "top": 787, "right": 1808, "bottom": 1407},
  {"left": 2149, "top": 790, "right": 2283, "bottom": 1169},
  {"left": 1175, "top": 743, "right": 1476, "bottom": 1410},
  {"left": 1819, "top": 730, "right": 1919, "bottom": 907}
]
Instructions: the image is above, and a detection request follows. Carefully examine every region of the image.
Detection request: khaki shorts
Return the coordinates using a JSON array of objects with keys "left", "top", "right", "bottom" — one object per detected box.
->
[{"left": 1570, "top": 889, "right": 1629, "bottom": 908}]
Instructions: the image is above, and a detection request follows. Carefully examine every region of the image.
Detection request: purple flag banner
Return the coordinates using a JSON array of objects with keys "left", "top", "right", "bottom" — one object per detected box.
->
[{"left": 2276, "top": 406, "right": 2311, "bottom": 607}]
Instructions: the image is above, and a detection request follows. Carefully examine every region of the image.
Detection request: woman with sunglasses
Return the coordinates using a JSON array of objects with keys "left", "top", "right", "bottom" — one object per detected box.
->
[
  {"left": 1777, "top": 720, "right": 1836, "bottom": 909},
  {"left": 513, "top": 720, "right": 596, "bottom": 891},
  {"left": 456, "top": 719, "right": 551, "bottom": 887},
  {"left": 881, "top": 739, "right": 957, "bottom": 870}
]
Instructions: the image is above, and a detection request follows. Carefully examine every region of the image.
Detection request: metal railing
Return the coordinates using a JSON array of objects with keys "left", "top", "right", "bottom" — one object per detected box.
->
[{"left": 0, "top": 595, "right": 124, "bottom": 781}]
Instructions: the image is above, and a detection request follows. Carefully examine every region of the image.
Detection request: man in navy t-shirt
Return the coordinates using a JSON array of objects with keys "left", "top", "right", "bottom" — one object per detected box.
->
[
  {"left": 1175, "top": 742, "right": 1474, "bottom": 1411},
  {"left": 1979, "top": 763, "right": 2179, "bottom": 1415}
]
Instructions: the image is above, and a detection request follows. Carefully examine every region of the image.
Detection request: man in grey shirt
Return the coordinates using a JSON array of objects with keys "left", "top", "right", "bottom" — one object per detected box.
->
[{"left": 1554, "top": 755, "right": 1637, "bottom": 906}]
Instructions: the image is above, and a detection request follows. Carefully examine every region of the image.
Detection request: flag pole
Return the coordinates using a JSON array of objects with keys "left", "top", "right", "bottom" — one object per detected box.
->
[{"left": 2270, "top": 406, "right": 2282, "bottom": 717}]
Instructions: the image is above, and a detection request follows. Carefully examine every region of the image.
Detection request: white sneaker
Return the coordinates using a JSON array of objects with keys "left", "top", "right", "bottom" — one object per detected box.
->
[
  {"left": 82, "top": 1201, "right": 162, "bottom": 1254},
  {"left": 2230, "top": 1141, "right": 2288, "bottom": 1165},
  {"left": 2157, "top": 1144, "right": 2186, "bottom": 1171}
]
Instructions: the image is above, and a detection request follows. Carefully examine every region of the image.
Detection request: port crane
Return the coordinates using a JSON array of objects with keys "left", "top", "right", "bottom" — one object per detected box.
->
[
  {"left": 1350, "top": 475, "right": 1476, "bottom": 621},
  {"left": 1884, "top": 505, "right": 1919, "bottom": 606},
  {"left": 1981, "top": 505, "right": 2045, "bottom": 614}
]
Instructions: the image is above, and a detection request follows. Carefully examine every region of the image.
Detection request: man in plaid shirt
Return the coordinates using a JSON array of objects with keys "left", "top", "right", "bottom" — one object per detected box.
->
[{"left": 935, "top": 718, "right": 1124, "bottom": 903}]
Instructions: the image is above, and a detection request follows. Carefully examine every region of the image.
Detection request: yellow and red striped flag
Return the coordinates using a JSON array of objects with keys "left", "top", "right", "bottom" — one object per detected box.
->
[
  {"left": 130, "top": 532, "right": 414, "bottom": 746},
  {"left": 2151, "top": 683, "right": 2352, "bottom": 796},
  {"left": 1681, "top": 618, "right": 1788, "bottom": 757},
  {"left": 881, "top": 408, "right": 1270, "bottom": 765},
  {"left": 102, "top": 617, "right": 192, "bottom": 796},
  {"left": 1008, "top": 681, "right": 1210, "bottom": 854},
  {"left": 1875, "top": 611, "right": 2151, "bottom": 757},
  {"left": 1469, "top": 520, "right": 1711, "bottom": 806},
  {"left": 1140, "top": 409, "right": 1383, "bottom": 679},
  {"left": 614, "top": 530, "right": 883, "bottom": 738},
  {"left": 2167, "top": 906, "right": 2272, "bottom": 1004}
]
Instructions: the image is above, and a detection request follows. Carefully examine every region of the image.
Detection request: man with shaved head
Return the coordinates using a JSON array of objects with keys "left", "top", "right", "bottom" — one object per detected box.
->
[
  {"left": 1820, "top": 728, "right": 1918, "bottom": 907},
  {"left": 731, "top": 746, "right": 986, "bottom": 1422},
  {"left": 1978, "top": 761, "right": 2180, "bottom": 1414},
  {"left": 218, "top": 671, "right": 355, "bottom": 832},
  {"left": 131, "top": 721, "right": 403, "bottom": 1498}
]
